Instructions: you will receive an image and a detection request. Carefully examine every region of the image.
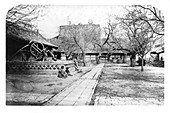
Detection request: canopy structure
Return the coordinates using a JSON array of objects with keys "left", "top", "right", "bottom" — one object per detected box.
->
[
  {"left": 150, "top": 43, "right": 164, "bottom": 54},
  {"left": 6, "top": 22, "right": 58, "bottom": 60},
  {"left": 150, "top": 47, "right": 164, "bottom": 54}
]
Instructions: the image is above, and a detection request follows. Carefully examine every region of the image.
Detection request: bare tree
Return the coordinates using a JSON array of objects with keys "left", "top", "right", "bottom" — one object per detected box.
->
[
  {"left": 6, "top": 4, "right": 46, "bottom": 32},
  {"left": 103, "top": 16, "right": 134, "bottom": 65},
  {"left": 59, "top": 24, "right": 101, "bottom": 66},
  {"left": 103, "top": 5, "right": 164, "bottom": 71},
  {"left": 58, "top": 35, "right": 78, "bottom": 60},
  {"left": 83, "top": 25, "right": 101, "bottom": 52},
  {"left": 135, "top": 5, "right": 164, "bottom": 36},
  {"left": 67, "top": 25, "right": 86, "bottom": 66},
  {"left": 116, "top": 6, "right": 164, "bottom": 71},
  {"left": 119, "top": 6, "right": 164, "bottom": 71},
  {"left": 73, "top": 25, "right": 101, "bottom": 66}
]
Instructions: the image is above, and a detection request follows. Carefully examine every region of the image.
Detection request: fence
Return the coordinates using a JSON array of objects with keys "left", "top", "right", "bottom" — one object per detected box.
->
[{"left": 6, "top": 61, "right": 74, "bottom": 75}]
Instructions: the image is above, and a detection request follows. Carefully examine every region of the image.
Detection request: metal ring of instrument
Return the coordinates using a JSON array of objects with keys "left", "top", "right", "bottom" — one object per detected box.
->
[{"left": 30, "top": 41, "right": 44, "bottom": 60}]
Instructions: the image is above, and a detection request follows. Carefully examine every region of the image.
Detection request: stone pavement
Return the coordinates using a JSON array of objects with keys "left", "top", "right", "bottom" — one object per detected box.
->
[{"left": 43, "top": 63, "right": 105, "bottom": 106}]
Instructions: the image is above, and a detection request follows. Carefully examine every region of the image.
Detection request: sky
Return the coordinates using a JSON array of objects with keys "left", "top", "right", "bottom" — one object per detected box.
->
[{"left": 36, "top": 5, "right": 127, "bottom": 39}]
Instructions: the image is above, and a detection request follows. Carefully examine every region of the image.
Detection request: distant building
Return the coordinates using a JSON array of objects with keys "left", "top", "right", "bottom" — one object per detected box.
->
[
  {"left": 59, "top": 23, "right": 101, "bottom": 42},
  {"left": 59, "top": 23, "right": 101, "bottom": 50},
  {"left": 151, "top": 37, "right": 164, "bottom": 59},
  {"left": 58, "top": 22, "right": 101, "bottom": 64},
  {"left": 144, "top": 37, "right": 164, "bottom": 67}
]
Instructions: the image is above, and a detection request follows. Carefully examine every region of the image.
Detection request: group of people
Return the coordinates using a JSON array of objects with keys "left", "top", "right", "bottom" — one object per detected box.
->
[
  {"left": 57, "top": 66, "right": 72, "bottom": 78},
  {"left": 57, "top": 57, "right": 82, "bottom": 78}
]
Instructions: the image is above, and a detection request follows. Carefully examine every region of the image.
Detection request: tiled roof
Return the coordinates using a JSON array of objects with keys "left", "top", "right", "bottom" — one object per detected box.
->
[{"left": 7, "top": 22, "right": 57, "bottom": 47}]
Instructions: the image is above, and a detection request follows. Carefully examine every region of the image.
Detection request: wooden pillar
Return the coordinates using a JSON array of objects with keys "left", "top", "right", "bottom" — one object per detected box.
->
[
  {"left": 122, "top": 54, "right": 127, "bottom": 63},
  {"left": 157, "top": 53, "right": 160, "bottom": 61}
]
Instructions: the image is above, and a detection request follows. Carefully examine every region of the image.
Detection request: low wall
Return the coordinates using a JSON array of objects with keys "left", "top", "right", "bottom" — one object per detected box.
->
[{"left": 6, "top": 60, "right": 74, "bottom": 75}]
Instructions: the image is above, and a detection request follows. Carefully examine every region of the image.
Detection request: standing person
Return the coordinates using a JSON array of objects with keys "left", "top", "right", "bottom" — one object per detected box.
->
[
  {"left": 49, "top": 48, "right": 57, "bottom": 61},
  {"left": 21, "top": 50, "right": 27, "bottom": 61},
  {"left": 42, "top": 48, "right": 48, "bottom": 61},
  {"left": 73, "top": 57, "right": 79, "bottom": 71}
]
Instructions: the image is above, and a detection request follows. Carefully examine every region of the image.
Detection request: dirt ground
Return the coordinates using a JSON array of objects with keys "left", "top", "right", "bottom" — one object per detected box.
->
[
  {"left": 6, "top": 66, "right": 92, "bottom": 105},
  {"left": 6, "top": 63, "right": 164, "bottom": 105},
  {"left": 91, "top": 63, "right": 164, "bottom": 105}
]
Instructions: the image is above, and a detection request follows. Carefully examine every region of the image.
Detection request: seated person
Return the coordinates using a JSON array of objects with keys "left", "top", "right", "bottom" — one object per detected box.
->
[
  {"left": 57, "top": 66, "right": 67, "bottom": 78},
  {"left": 65, "top": 67, "right": 73, "bottom": 76},
  {"left": 57, "top": 67, "right": 62, "bottom": 78}
]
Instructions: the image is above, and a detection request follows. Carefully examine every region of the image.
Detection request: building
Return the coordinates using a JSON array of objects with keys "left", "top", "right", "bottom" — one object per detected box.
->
[
  {"left": 150, "top": 37, "right": 164, "bottom": 67},
  {"left": 6, "top": 23, "right": 59, "bottom": 61},
  {"left": 6, "top": 22, "right": 62, "bottom": 74},
  {"left": 58, "top": 21, "right": 132, "bottom": 64},
  {"left": 150, "top": 38, "right": 164, "bottom": 61},
  {"left": 59, "top": 22, "right": 101, "bottom": 46},
  {"left": 58, "top": 21, "right": 101, "bottom": 64}
]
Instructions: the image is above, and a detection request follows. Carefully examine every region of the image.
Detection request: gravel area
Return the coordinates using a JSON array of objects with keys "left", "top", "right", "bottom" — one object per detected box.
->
[{"left": 91, "top": 63, "right": 164, "bottom": 105}]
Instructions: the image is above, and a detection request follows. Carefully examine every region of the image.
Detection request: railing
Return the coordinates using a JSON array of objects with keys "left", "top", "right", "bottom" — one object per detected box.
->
[{"left": 6, "top": 60, "right": 74, "bottom": 75}]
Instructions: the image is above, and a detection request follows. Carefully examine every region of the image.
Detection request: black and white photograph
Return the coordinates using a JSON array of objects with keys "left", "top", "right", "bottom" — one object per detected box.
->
[{"left": 4, "top": 2, "right": 166, "bottom": 108}]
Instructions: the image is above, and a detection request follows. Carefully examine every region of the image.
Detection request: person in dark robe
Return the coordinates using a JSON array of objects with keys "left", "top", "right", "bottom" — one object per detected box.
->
[
  {"left": 57, "top": 66, "right": 67, "bottom": 78},
  {"left": 65, "top": 67, "right": 72, "bottom": 76}
]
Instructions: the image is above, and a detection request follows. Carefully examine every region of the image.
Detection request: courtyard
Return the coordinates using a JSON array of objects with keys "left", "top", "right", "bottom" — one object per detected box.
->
[
  {"left": 90, "top": 63, "right": 164, "bottom": 105},
  {"left": 6, "top": 62, "right": 164, "bottom": 106},
  {"left": 5, "top": 5, "right": 165, "bottom": 107}
]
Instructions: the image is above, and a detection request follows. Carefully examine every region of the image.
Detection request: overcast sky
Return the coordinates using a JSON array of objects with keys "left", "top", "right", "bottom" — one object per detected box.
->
[{"left": 36, "top": 5, "right": 127, "bottom": 39}]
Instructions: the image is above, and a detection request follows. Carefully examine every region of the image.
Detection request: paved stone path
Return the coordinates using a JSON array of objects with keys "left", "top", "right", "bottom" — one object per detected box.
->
[{"left": 43, "top": 63, "right": 105, "bottom": 106}]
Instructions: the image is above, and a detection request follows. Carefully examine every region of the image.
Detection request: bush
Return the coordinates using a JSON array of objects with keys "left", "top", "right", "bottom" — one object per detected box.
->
[{"left": 152, "top": 60, "right": 164, "bottom": 67}]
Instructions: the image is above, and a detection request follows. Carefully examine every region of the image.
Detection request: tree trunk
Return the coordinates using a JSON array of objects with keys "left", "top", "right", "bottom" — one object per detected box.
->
[
  {"left": 130, "top": 57, "right": 135, "bottom": 67},
  {"left": 96, "top": 55, "right": 99, "bottom": 64},
  {"left": 141, "top": 56, "right": 144, "bottom": 71},
  {"left": 66, "top": 55, "right": 69, "bottom": 60},
  {"left": 130, "top": 56, "right": 132, "bottom": 67},
  {"left": 130, "top": 52, "right": 136, "bottom": 67},
  {"left": 107, "top": 53, "right": 111, "bottom": 62},
  {"left": 122, "top": 54, "right": 126, "bottom": 63},
  {"left": 82, "top": 52, "right": 86, "bottom": 66}
]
